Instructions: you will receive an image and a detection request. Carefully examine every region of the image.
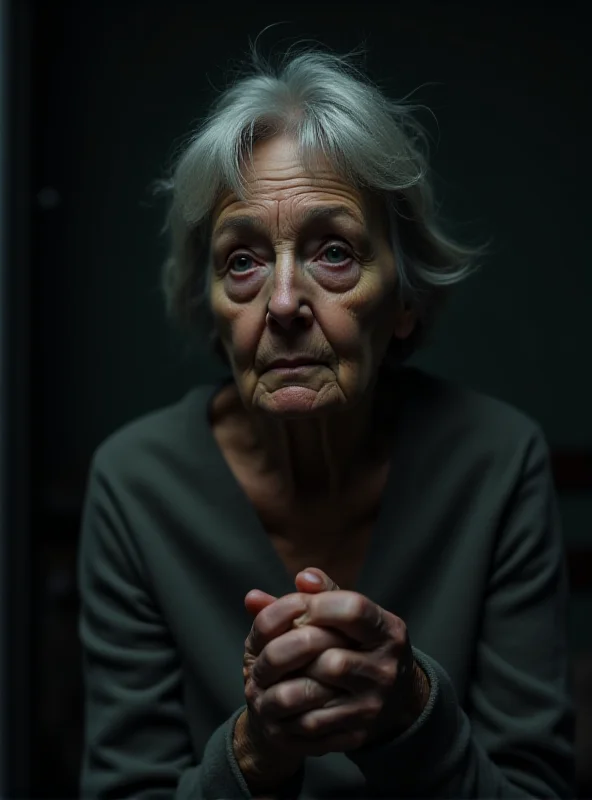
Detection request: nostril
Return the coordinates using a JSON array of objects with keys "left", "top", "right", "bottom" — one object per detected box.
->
[{"left": 266, "top": 305, "right": 312, "bottom": 331}]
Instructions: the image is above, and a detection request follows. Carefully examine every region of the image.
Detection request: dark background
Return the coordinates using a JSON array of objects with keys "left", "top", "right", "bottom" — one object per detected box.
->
[{"left": 2, "top": 1, "right": 592, "bottom": 797}]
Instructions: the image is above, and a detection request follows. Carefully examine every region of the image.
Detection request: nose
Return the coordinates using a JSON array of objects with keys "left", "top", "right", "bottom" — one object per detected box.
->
[{"left": 266, "top": 256, "right": 312, "bottom": 332}]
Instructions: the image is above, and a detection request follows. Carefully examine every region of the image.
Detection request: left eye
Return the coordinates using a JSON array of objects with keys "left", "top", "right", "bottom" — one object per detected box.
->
[
  {"left": 320, "top": 243, "right": 352, "bottom": 266},
  {"left": 228, "top": 254, "right": 254, "bottom": 273}
]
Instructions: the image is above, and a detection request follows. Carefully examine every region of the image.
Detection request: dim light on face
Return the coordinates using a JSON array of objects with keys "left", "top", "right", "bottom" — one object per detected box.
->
[{"left": 209, "top": 135, "right": 416, "bottom": 418}]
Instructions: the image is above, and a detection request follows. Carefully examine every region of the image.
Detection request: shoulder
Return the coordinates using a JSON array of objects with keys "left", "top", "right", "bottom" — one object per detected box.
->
[
  {"left": 90, "top": 383, "right": 218, "bottom": 485},
  {"left": 394, "top": 367, "right": 549, "bottom": 474},
  {"left": 406, "top": 367, "right": 541, "bottom": 434}
]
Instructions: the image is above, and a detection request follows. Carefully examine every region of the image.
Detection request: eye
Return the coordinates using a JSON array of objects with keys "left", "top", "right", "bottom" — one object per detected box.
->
[
  {"left": 318, "top": 241, "right": 354, "bottom": 267},
  {"left": 227, "top": 253, "right": 256, "bottom": 274}
]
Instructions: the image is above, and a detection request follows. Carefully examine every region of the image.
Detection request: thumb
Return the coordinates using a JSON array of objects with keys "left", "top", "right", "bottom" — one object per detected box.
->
[
  {"left": 244, "top": 589, "right": 277, "bottom": 618},
  {"left": 294, "top": 567, "right": 341, "bottom": 594}
]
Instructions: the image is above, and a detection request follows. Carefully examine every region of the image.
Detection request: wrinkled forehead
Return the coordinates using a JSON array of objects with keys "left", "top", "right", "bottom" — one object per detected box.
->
[
  {"left": 210, "top": 182, "right": 390, "bottom": 244},
  {"left": 210, "top": 135, "right": 390, "bottom": 239}
]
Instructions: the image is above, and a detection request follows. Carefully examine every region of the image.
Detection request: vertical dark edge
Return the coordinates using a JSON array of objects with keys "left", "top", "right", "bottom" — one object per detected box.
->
[
  {"left": 1, "top": 0, "right": 33, "bottom": 795},
  {"left": 0, "top": 0, "right": 7, "bottom": 787}
]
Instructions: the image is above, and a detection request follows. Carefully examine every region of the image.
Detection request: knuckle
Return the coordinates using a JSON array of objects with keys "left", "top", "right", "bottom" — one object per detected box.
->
[
  {"left": 374, "top": 603, "right": 387, "bottom": 633},
  {"left": 327, "top": 650, "right": 350, "bottom": 678},
  {"left": 256, "top": 595, "right": 300, "bottom": 637},
  {"left": 377, "top": 661, "right": 398, "bottom": 687},
  {"left": 272, "top": 684, "right": 292, "bottom": 713},
  {"left": 305, "top": 677, "right": 332, "bottom": 705},
  {"left": 255, "top": 610, "right": 274, "bottom": 639},
  {"left": 244, "top": 679, "right": 258, "bottom": 705},
  {"left": 363, "top": 693, "right": 383, "bottom": 718},
  {"left": 343, "top": 593, "right": 366, "bottom": 622},
  {"left": 392, "top": 615, "right": 408, "bottom": 644},
  {"left": 263, "top": 641, "right": 283, "bottom": 669},
  {"left": 302, "top": 677, "right": 318, "bottom": 703},
  {"left": 300, "top": 625, "right": 319, "bottom": 650},
  {"left": 262, "top": 720, "right": 278, "bottom": 741},
  {"left": 301, "top": 713, "right": 322, "bottom": 734},
  {"left": 301, "top": 625, "right": 341, "bottom": 655}
]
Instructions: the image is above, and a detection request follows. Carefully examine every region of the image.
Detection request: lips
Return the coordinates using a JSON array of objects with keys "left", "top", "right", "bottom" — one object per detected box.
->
[{"left": 267, "top": 358, "right": 325, "bottom": 369}]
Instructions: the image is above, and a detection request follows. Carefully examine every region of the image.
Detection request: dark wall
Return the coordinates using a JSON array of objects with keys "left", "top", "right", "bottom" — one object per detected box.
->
[{"left": 28, "top": 2, "right": 591, "bottom": 797}]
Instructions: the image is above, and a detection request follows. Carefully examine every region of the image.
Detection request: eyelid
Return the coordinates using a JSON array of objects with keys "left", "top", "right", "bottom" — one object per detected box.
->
[
  {"left": 319, "top": 239, "right": 354, "bottom": 261},
  {"left": 225, "top": 238, "right": 355, "bottom": 275}
]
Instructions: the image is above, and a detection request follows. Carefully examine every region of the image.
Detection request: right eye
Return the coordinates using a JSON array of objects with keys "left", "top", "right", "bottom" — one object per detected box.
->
[{"left": 227, "top": 252, "right": 256, "bottom": 274}]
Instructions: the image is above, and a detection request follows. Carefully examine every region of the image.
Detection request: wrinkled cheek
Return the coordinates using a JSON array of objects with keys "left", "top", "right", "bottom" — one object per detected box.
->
[
  {"left": 211, "top": 297, "right": 262, "bottom": 369},
  {"left": 230, "top": 315, "right": 262, "bottom": 368},
  {"left": 209, "top": 297, "right": 232, "bottom": 348},
  {"left": 209, "top": 292, "right": 238, "bottom": 359},
  {"left": 331, "top": 315, "right": 365, "bottom": 360},
  {"left": 332, "top": 292, "right": 389, "bottom": 353},
  {"left": 359, "top": 288, "right": 398, "bottom": 348},
  {"left": 342, "top": 295, "right": 397, "bottom": 379}
]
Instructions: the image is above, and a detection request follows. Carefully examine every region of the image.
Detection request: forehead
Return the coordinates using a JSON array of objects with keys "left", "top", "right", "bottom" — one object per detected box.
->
[{"left": 210, "top": 135, "right": 384, "bottom": 239}]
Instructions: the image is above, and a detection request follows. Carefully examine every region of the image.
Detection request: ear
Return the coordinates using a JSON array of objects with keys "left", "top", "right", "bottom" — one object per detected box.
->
[{"left": 393, "top": 306, "right": 417, "bottom": 341}]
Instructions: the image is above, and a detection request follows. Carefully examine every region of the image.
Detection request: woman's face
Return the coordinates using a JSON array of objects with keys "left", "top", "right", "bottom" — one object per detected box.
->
[{"left": 208, "top": 134, "right": 415, "bottom": 418}]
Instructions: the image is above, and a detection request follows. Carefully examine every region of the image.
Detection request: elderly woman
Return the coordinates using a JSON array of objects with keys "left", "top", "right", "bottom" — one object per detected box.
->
[{"left": 78, "top": 40, "right": 575, "bottom": 799}]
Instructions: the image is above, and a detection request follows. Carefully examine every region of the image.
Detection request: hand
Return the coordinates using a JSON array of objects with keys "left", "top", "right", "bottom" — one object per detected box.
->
[
  {"left": 243, "top": 566, "right": 339, "bottom": 616},
  {"left": 238, "top": 569, "right": 362, "bottom": 780},
  {"left": 241, "top": 569, "right": 430, "bottom": 762},
  {"left": 269, "top": 579, "right": 430, "bottom": 748},
  {"left": 242, "top": 567, "right": 341, "bottom": 683}
]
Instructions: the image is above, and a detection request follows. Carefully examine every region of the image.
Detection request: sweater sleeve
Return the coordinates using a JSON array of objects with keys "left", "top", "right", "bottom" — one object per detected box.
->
[
  {"left": 347, "top": 426, "right": 576, "bottom": 798},
  {"left": 78, "top": 454, "right": 260, "bottom": 799}
]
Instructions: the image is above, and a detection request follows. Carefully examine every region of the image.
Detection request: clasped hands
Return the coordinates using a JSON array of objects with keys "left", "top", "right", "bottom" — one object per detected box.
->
[{"left": 238, "top": 567, "right": 430, "bottom": 769}]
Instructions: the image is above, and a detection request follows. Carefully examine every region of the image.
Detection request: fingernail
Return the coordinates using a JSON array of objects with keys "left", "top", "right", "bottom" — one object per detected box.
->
[{"left": 302, "top": 571, "right": 322, "bottom": 585}]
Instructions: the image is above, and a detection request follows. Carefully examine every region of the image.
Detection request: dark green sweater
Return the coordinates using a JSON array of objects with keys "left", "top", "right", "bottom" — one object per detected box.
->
[{"left": 78, "top": 367, "right": 575, "bottom": 798}]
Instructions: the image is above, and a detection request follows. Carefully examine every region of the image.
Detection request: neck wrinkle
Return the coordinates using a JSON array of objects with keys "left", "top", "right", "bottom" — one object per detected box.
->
[{"left": 249, "top": 382, "right": 378, "bottom": 501}]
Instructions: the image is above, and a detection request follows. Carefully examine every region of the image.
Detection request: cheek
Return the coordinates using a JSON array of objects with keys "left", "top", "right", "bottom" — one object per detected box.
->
[
  {"left": 210, "top": 283, "right": 265, "bottom": 365},
  {"left": 316, "top": 303, "right": 362, "bottom": 357},
  {"left": 322, "top": 277, "right": 397, "bottom": 358}
]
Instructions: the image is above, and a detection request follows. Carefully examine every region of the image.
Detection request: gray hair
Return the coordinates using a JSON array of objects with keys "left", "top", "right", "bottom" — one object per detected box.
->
[{"left": 156, "top": 34, "right": 484, "bottom": 362}]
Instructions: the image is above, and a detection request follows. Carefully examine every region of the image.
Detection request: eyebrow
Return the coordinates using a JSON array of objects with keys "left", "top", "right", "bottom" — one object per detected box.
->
[{"left": 211, "top": 204, "right": 367, "bottom": 241}]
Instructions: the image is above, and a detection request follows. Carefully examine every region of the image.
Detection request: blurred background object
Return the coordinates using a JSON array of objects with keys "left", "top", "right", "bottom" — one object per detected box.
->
[{"left": 2, "top": 1, "right": 591, "bottom": 797}]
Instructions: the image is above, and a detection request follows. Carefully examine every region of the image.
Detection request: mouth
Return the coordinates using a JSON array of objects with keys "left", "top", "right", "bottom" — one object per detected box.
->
[{"left": 267, "top": 357, "right": 326, "bottom": 370}]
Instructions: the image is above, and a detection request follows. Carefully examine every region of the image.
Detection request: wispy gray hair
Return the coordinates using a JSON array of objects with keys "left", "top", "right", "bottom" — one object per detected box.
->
[{"left": 156, "top": 32, "right": 485, "bottom": 362}]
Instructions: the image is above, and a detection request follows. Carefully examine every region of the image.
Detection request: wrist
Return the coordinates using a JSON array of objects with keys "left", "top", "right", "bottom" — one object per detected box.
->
[
  {"left": 233, "top": 710, "right": 303, "bottom": 794},
  {"left": 364, "top": 660, "right": 431, "bottom": 749},
  {"left": 394, "top": 659, "right": 430, "bottom": 734},
  {"left": 413, "top": 659, "right": 431, "bottom": 711}
]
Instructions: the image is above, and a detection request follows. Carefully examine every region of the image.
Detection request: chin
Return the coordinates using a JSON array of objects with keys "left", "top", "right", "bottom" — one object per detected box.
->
[{"left": 256, "top": 385, "right": 343, "bottom": 418}]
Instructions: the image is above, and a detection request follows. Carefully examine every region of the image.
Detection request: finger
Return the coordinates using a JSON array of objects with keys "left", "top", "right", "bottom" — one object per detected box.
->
[
  {"left": 258, "top": 675, "right": 341, "bottom": 721},
  {"left": 245, "top": 593, "right": 309, "bottom": 658},
  {"left": 303, "top": 646, "right": 393, "bottom": 694},
  {"left": 292, "top": 591, "right": 394, "bottom": 649},
  {"left": 252, "top": 625, "right": 354, "bottom": 689},
  {"left": 244, "top": 589, "right": 277, "bottom": 618},
  {"left": 294, "top": 568, "right": 340, "bottom": 596}
]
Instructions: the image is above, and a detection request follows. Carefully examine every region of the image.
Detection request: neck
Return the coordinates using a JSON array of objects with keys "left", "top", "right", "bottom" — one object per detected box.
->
[
  {"left": 255, "top": 391, "right": 376, "bottom": 497},
  {"left": 213, "top": 374, "right": 390, "bottom": 500}
]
